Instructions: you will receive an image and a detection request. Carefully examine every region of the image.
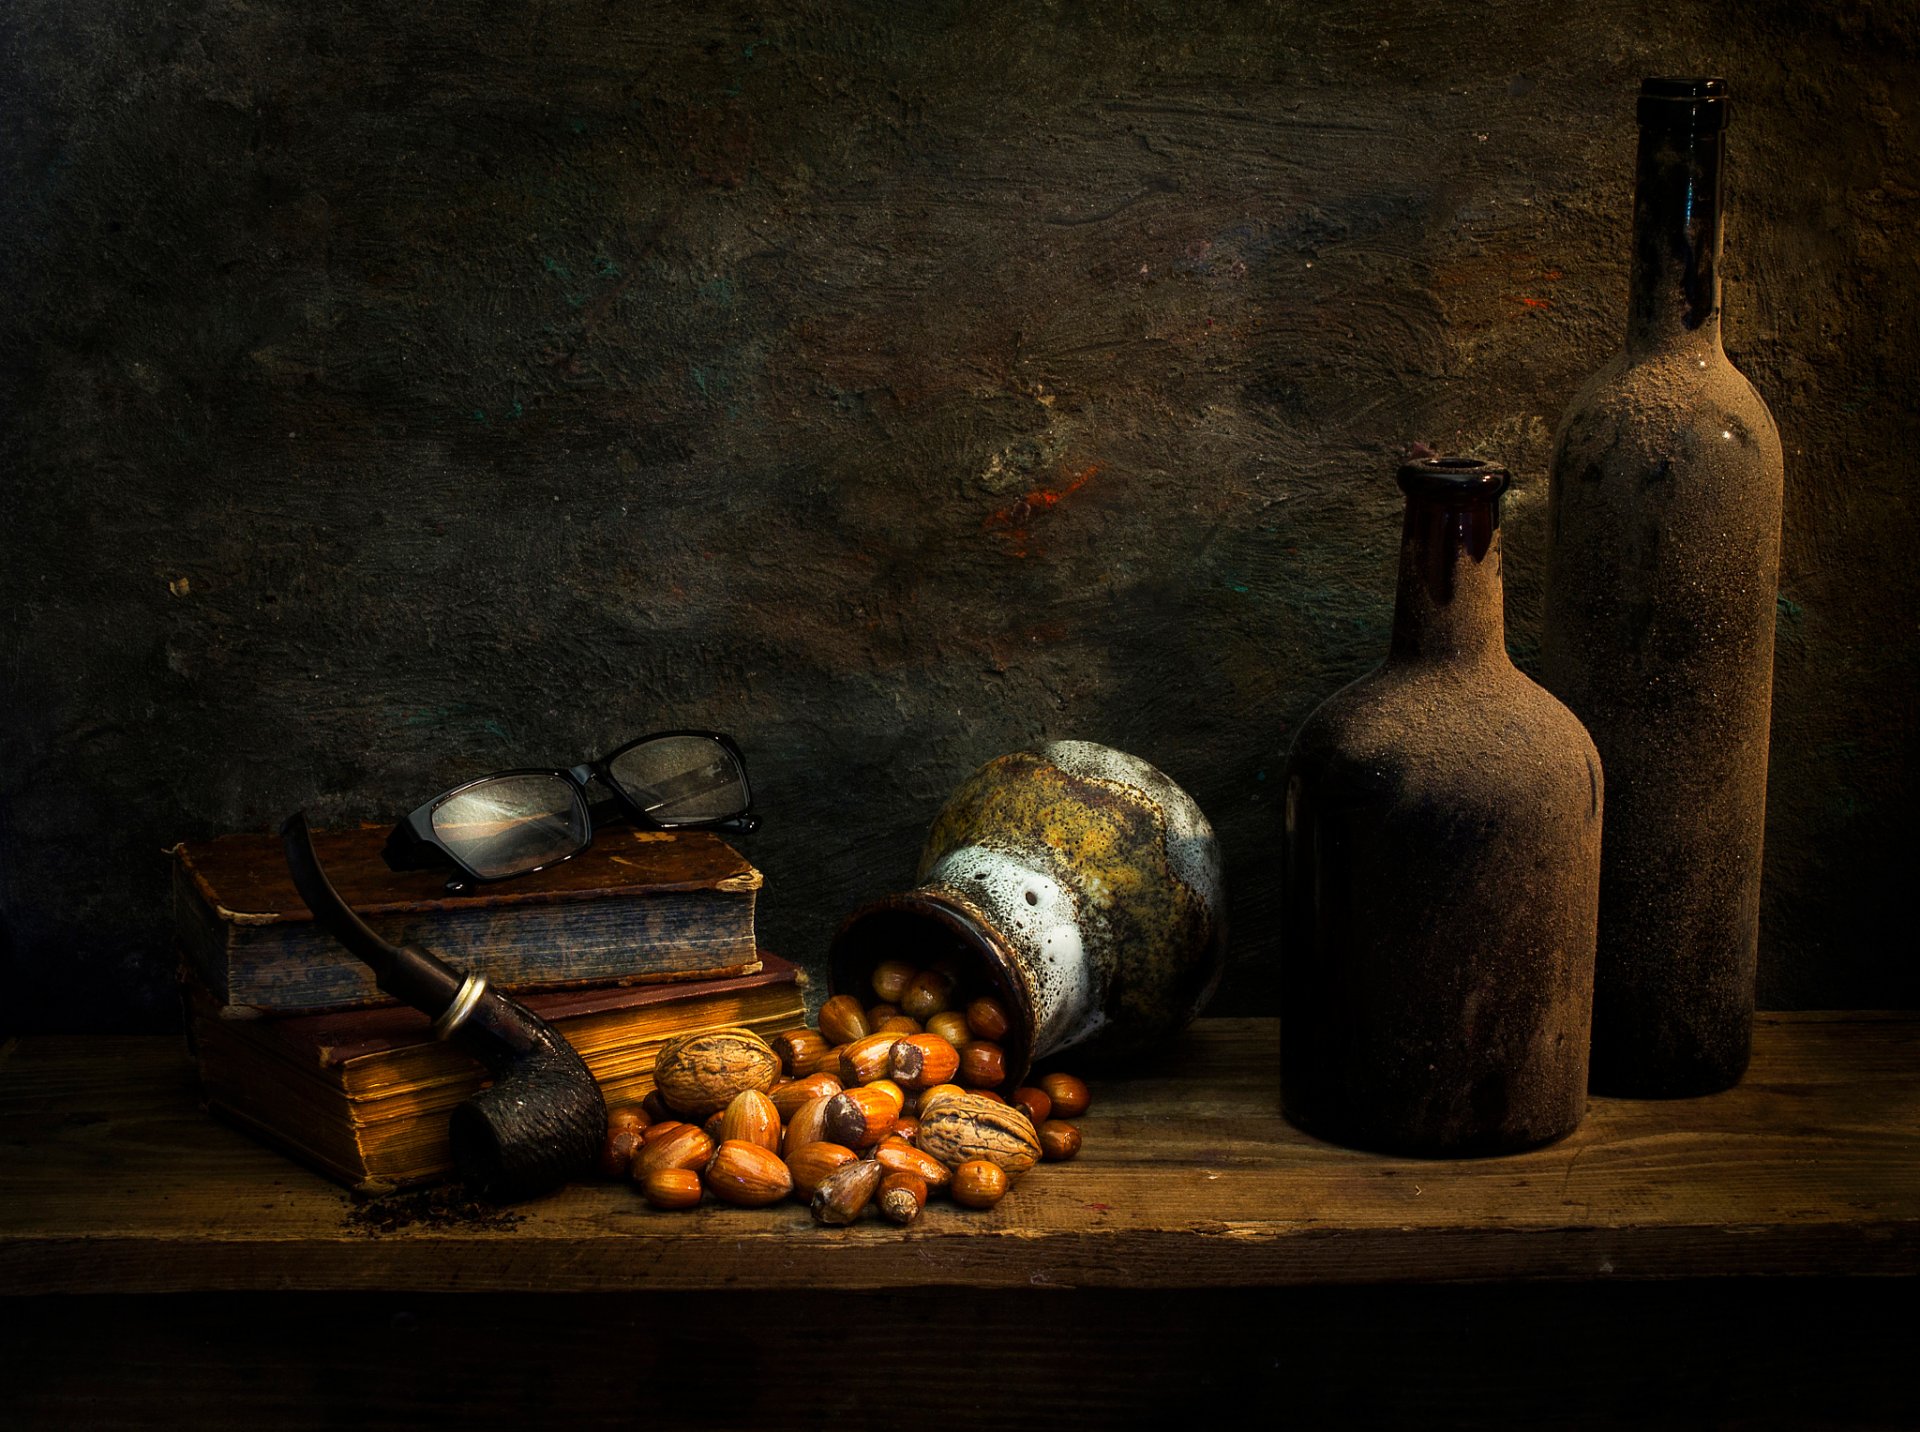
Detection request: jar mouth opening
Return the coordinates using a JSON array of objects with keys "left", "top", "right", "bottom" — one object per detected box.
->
[{"left": 827, "top": 891, "right": 1036, "bottom": 1090}]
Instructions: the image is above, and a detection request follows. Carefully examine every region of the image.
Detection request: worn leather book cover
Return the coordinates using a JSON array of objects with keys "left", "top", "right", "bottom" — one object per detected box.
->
[
  {"left": 173, "top": 824, "right": 762, "bottom": 1015},
  {"left": 187, "top": 954, "right": 806, "bottom": 1192}
]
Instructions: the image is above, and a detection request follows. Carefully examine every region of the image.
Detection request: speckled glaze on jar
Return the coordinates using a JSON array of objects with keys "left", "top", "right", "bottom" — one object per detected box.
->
[{"left": 828, "top": 741, "right": 1226, "bottom": 1087}]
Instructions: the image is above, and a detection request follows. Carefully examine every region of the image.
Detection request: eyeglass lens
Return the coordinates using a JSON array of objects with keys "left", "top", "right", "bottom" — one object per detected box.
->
[
  {"left": 430, "top": 773, "right": 590, "bottom": 879},
  {"left": 607, "top": 735, "right": 748, "bottom": 824}
]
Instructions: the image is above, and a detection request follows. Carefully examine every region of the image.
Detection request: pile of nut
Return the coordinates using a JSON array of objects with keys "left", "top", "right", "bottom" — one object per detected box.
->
[{"left": 598, "top": 957, "right": 1089, "bottom": 1226}]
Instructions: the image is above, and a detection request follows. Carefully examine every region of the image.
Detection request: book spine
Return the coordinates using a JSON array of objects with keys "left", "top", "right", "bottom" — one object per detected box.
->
[{"left": 211, "top": 886, "right": 757, "bottom": 1014}]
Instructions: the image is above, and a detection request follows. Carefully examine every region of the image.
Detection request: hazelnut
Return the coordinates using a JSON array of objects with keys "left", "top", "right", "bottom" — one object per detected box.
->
[
  {"left": 817, "top": 994, "right": 871, "bottom": 1047},
  {"left": 782, "top": 1095, "right": 835, "bottom": 1157},
  {"left": 864, "top": 1079, "right": 907, "bottom": 1117},
  {"left": 924, "top": 1011, "right": 972, "bottom": 1047},
  {"left": 796, "top": 1041, "right": 847, "bottom": 1077},
  {"left": 824, "top": 1087, "right": 896, "bottom": 1149},
  {"left": 784, "top": 1141, "right": 858, "bottom": 1199},
  {"left": 917, "top": 1083, "right": 967, "bottom": 1114},
  {"left": 1038, "top": 1119, "right": 1082, "bottom": 1161},
  {"left": 899, "top": 970, "right": 955, "bottom": 1022},
  {"left": 1011, "top": 1087, "right": 1053, "bottom": 1127},
  {"left": 639, "top": 1167, "right": 703, "bottom": 1210},
  {"left": 632, "top": 1124, "right": 716, "bottom": 1179},
  {"left": 720, "top": 1089, "right": 782, "bottom": 1153},
  {"left": 866, "top": 1002, "right": 902, "bottom": 1026},
  {"left": 879, "top": 1171, "right": 928, "bottom": 1225},
  {"left": 703, "top": 1140, "right": 793, "bottom": 1207},
  {"left": 599, "top": 1125, "right": 645, "bottom": 1179},
  {"left": 890, "top": 1034, "right": 961, "bottom": 1090},
  {"left": 950, "top": 1159, "right": 1010, "bottom": 1209},
  {"left": 874, "top": 1136, "right": 950, "bottom": 1188},
  {"left": 771, "top": 1072, "right": 843, "bottom": 1120},
  {"left": 811, "top": 1158, "right": 883, "bottom": 1226},
  {"left": 870, "top": 959, "right": 919, "bottom": 1005},
  {"left": 892, "top": 1115, "right": 921, "bottom": 1144},
  {"left": 769, "top": 1028, "right": 830, "bottom": 1078},
  {"left": 965, "top": 995, "right": 1011, "bottom": 1043},
  {"left": 875, "top": 1015, "right": 923, "bottom": 1035},
  {"left": 607, "top": 1105, "right": 651, "bottom": 1137},
  {"left": 640, "top": 1119, "right": 686, "bottom": 1145},
  {"left": 959, "top": 1041, "right": 1008, "bottom": 1089},
  {"left": 641, "top": 1091, "right": 672, "bottom": 1123},
  {"left": 1039, "top": 1072, "right": 1091, "bottom": 1119},
  {"left": 839, "top": 1032, "right": 904, "bottom": 1087}
]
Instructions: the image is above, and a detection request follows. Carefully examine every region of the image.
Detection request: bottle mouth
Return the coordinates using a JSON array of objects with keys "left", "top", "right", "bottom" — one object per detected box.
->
[
  {"left": 1638, "top": 76, "right": 1729, "bottom": 130},
  {"left": 1396, "top": 456, "right": 1511, "bottom": 503}
]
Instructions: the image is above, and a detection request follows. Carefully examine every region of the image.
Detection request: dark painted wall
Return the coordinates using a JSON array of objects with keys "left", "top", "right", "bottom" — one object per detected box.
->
[{"left": 3, "top": 0, "right": 1916, "bottom": 1032}]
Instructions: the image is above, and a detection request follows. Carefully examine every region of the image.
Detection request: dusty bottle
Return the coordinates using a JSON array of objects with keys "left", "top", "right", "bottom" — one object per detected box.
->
[
  {"left": 1539, "top": 78, "right": 1784, "bottom": 1097},
  {"left": 1280, "top": 458, "right": 1603, "bottom": 1156}
]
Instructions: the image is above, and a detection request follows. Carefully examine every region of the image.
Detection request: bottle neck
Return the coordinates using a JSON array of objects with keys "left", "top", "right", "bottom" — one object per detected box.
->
[
  {"left": 1389, "top": 469, "right": 1509, "bottom": 668},
  {"left": 1627, "top": 112, "right": 1727, "bottom": 356}
]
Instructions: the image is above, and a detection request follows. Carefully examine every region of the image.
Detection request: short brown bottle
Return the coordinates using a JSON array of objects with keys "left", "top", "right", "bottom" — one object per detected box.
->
[{"left": 1280, "top": 457, "right": 1603, "bottom": 1156}]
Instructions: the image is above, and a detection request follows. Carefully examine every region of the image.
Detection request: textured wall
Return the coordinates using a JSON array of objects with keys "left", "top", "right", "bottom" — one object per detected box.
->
[{"left": 3, "top": 0, "right": 1916, "bottom": 1031}]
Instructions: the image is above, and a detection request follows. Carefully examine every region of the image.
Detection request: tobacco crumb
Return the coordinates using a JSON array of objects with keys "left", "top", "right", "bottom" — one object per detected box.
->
[{"left": 345, "top": 1184, "right": 524, "bottom": 1234}]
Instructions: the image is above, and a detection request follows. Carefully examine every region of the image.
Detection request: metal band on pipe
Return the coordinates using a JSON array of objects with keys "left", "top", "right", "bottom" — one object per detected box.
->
[{"left": 433, "top": 972, "right": 488, "bottom": 1041}]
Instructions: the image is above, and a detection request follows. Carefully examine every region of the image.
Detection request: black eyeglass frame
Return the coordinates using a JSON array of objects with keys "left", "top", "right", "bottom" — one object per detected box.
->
[{"left": 382, "top": 730, "right": 758, "bottom": 887}]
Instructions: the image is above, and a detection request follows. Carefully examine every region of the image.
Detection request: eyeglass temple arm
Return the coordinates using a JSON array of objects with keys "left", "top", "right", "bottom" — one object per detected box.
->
[{"left": 281, "top": 811, "right": 465, "bottom": 1015}]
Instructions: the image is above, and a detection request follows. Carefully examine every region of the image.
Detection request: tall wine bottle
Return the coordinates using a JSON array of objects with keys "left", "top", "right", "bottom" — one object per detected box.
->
[{"left": 1539, "top": 78, "right": 1784, "bottom": 1097}]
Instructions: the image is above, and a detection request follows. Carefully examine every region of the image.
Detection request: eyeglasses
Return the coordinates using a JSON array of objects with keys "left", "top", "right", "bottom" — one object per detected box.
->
[{"left": 382, "top": 731, "right": 756, "bottom": 887}]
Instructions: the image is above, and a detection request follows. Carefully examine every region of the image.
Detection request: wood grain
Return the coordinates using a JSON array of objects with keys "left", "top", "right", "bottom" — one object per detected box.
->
[{"left": 3, "top": 1014, "right": 1915, "bottom": 1294}]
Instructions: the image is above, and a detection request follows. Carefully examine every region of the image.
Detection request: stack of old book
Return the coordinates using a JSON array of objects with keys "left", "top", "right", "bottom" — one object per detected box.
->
[{"left": 173, "top": 825, "right": 803, "bottom": 1192}]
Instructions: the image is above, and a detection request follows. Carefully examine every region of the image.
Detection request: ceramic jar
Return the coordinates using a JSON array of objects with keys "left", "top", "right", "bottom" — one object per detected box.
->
[{"left": 829, "top": 740, "right": 1226, "bottom": 1086}]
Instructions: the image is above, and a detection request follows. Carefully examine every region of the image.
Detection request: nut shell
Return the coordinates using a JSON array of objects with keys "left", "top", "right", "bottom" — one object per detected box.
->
[
  {"left": 915, "top": 1091, "right": 1040, "bottom": 1174},
  {"left": 639, "top": 1167, "right": 704, "bottom": 1210},
  {"left": 771, "top": 1072, "right": 844, "bottom": 1120},
  {"left": 958, "top": 1041, "right": 1008, "bottom": 1089},
  {"left": 950, "top": 1158, "right": 1011, "bottom": 1209},
  {"left": 965, "top": 996, "right": 1011, "bottom": 1043},
  {"left": 811, "top": 1158, "right": 884, "bottom": 1226},
  {"left": 720, "top": 1089, "right": 782, "bottom": 1152},
  {"left": 782, "top": 1095, "right": 836, "bottom": 1157},
  {"left": 870, "top": 960, "right": 918, "bottom": 1004},
  {"left": 840, "top": 1032, "right": 903, "bottom": 1087},
  {"left": 874, "top": 1136, "right": 951, "bottom": 1188},
  {"left": 703, "top": 1140, "right": 794, "bottom": 1207},
  {"left": 824, "top": 1087, "right": 897, "bottom": 1149},
  {"left": 1011, "top": 1087, "right": 1053, "bottom": 1126},
  {"left": 1038, "top": 1072, "right": 1091, "bottom": 1119},
  {"left": 599, "top": 1125, "right": 645, "bottom": 1179},
  {"left": 632, "top": 1124, "right": 717, "bottom": 1179},
  {"left": 784, "top": 1141, "right": 858, "bottom": 1199},
  {"left": 879, "top": 1171, "right": 928, "bottom": 1225},
  {"left": 817, "top": 995, "right": 872, "bottom": 1047},
  {"left": 652, "top": 1029, "right": 782, "bottom": 1118},
  {"left": 769, "top": 1028, "right": 830, "bottom": 1077},
  {"left": 1038, "top": 1119, "right": 1083, "bottom": 1161},
  {"left": 924, "top": 1012, "right": 972, "bottom": 1047},
  {"left": 890, "top": 1034, "right": 961, "bottom": 1090}
]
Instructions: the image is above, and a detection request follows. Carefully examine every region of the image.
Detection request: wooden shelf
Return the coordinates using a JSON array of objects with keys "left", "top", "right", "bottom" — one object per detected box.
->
[{"left": 4, "top": 1013, "right": 1917, "bottom": 1295}]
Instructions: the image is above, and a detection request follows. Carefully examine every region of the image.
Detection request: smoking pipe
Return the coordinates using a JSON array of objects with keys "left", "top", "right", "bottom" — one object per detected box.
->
[{"left": 280, "top": 812, "right": 606, "bottom": 1200}]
